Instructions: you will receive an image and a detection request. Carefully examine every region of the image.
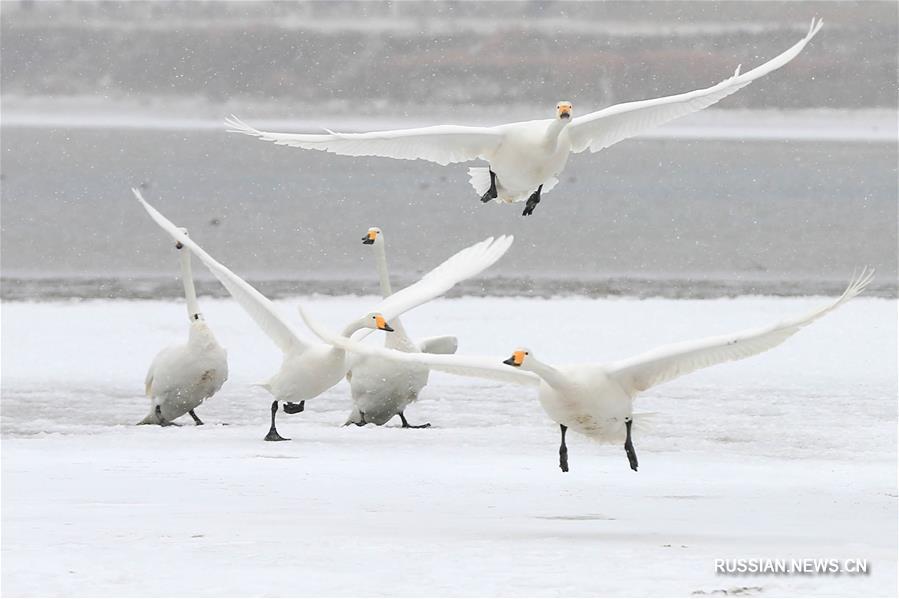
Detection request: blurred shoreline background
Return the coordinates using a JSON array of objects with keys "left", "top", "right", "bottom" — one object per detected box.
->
[{"left": 1, "top": 0, "right": 896, "bottom": 300}]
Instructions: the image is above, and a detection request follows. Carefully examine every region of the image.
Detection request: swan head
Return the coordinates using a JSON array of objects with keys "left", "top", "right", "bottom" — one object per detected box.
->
[
  {"left": 555, "top": 102, "right": 572, "bottom": 121},
  {"left": 503, "top": 347, "right": 532, "bottom": 368},
  {"left": 366, "top": 312, "right": 394, "bottom": 332},
  {"left": 362, "top": 227, "right": 381, "bottom": 245},
  {"left": 175, "top": 227, "right": 189, "bottom": 250}
]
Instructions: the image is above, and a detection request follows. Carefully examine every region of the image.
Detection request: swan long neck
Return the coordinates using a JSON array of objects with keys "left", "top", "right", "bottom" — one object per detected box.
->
[
  {"left": 330, "top": 317, "right": 375, "bottom": 358},
  {"left": 179, "top": 249, "right": 201, "bottom": 322},
  {"left": 524, "top": 357, "right": 567, "bottom": 390},
  {"left": 543, "top": 118, "right": 570, "bottom": 150},
  {"left": 373, "top": 237, "right": 393, "bottom": 296},
  {"left": 371, "top": 234, "right": 411, "bottom": 348},
  {"left": 340, "top": 317, "right": 371, "bottom": 339}
]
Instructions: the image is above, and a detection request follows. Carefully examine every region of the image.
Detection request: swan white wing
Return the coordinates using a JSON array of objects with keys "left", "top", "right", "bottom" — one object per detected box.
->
[
  {"left": 368, "top": 235, "right": 514, "bottom": 324},
  {"left": 419, "top": 335, "right": 459, "bottom": 355},
  {"left": 568, "top": 18, "right": 823, "bottom": 154},
  {"left": 225, "top": 117, "right": 504, "bottom": 166},
  {"left": 133, "top": 189, "right": 309, "bottom": 355},
  {"left": 144, "top": 361, "right": 156, "bottom": 396},
  {"left": 608, "top": 267, "right": 873, "bottom": 394},
  {"left": 299, "top": 307, "right": 540, "bottom": 387}
]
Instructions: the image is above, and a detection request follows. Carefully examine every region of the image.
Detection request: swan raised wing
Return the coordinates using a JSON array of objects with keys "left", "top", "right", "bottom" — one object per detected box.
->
[
  {"left": 134, "top": 189, "right": 310, "bottom": 356},
  {"left": 567, "top": 18, "right": 823, "bottom": 154},
  {"left": 607, "top": 266, "right": 873, "bottom": 394},
  {"left": 363, "top": 235, "right": 514, "bottom": 327},
  {"left": 300, "top": 307, "right": 540, "bottom": 387},
  {"left": 225, "top": 117, "right": 505, "bottom": 167},
  {"left": 418, "top": 335, "right": 459, "bottom": 355}
]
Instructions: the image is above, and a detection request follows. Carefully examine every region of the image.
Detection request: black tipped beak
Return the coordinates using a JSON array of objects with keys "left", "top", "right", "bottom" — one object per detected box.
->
[
  {"left": 175, "top": 241, "right": 184, "bottom": 250},
  {"left": 560, "top": 112, "right": 571, "bottom": 119},
  {"left": 503, "top": 356, "right": 519, "bottom": 367},
  {"left": 379, "top": 323, "right": 395, "bottom": 332},
  {"left": 362, "top": 236, "right": 375, "bottom": 245}
]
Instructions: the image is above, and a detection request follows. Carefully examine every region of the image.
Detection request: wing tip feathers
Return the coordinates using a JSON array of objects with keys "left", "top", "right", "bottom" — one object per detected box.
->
[{"left": 224, "top": 114, "right": 263, "bottom": 137}]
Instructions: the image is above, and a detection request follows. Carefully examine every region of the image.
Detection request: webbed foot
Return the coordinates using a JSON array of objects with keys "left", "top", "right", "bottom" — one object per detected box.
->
[
  {"left": 283, "top": 401, "right": 305, "bottom": 414},
  {"left": 624, "top": 418, "right": 638, "bottom": 472},
  {"left": 480, "top": 169, "right": 498, "bottom": 203},
  {"left": 264, "top": 400, "right": 290, "bottom": 441},
  {"left": 522, "top": 184, "right": 543, "bottom": 216},
  {"left": 399, "top": 412, "right": 431, "bottom": 429}
]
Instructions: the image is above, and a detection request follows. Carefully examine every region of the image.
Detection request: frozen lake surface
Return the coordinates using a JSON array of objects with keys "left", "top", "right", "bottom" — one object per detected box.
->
[{"left": 2, "top": 295, "right": 895, "bottom": 596}]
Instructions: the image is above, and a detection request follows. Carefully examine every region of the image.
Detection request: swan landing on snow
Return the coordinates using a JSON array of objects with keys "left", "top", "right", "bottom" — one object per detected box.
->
[
  {"left": 301, "top": 268, "right": 872, "bottom": 472},
  {"left": 226, "top": 19, "right": 822, "bottom": 216}
]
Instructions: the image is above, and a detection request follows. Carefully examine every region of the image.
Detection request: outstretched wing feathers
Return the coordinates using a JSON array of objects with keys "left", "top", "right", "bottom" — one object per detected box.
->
[
  {"left": 225, "top": 116, "right": 504, "bottom": 166},
  {"left": 371, "top": 235, "right": 514, "bottom": 323},
  {"left": 133, "top": 189, "right": 309, "bottom": 355},
  {"left": 608, "top": 267, "right": 872, "bottom": 395},
  {"left": 419, "top": 335, "right": 459, "bottom": 355},
  {"left": 299, "top": 307, "right": 540, "bottom": 387},
  {"left": 568, "top": 18, "right": 824, "bottom": 154}
]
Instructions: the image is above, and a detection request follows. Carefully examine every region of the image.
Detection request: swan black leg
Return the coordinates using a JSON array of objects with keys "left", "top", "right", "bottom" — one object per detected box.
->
[
  {"left": 155, "top": 405, "right": 179, "bottom": 427},
  {"left": 399, "top": 412, "right": 431, "bottom": 429},
  {"left": 522, "top": 184, "right": 543, "bottom": 216},
  {"left": 264, "top": 400, "right": 290, "bottom": 441},
  {"left": 188, "top": 409, "right": 204, "bottom": 426},
  {"left": 283, "top": 400, "right": 305, "bottom": 414},
  {"left": 559, "top": 424, "right": 569, "bottom": 472},
  {"left": 624, "top": 418, "right": 638, "bottom": 471},
  {"left": 480, "top": 169, "right": 498, "bottom": 203}
]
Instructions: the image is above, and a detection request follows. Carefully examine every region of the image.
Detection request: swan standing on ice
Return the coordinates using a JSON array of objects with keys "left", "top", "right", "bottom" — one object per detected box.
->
[
  {"left": 301, "top": 268, "right": 872, "bottom": 471},
  {"left": 134, "top": 188, "right": 512, "bottom": 441},
  {"left": 344, "top": 227, "right": 459, "bottom": 428},
  {"left": 139, "top": 229, "right": 228, "bottom": 426},
  {"left": 226, "top": 19, "right": 822, "bottom": 216}
]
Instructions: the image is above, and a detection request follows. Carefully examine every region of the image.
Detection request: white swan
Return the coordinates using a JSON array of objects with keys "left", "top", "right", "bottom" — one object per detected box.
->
[
  {"left": 139, "top": 228, "right": 228, "bottom": 426},
  {"left": 301, "top": 268, "right": 873, "bottom": 471},
  {"left": 344, "top": 227, "right": 459, "bottom": 427},
  {"left": 226, "top": 18, "right": 822, "bottom": 216},
  {"left": 133, "top": 188, "right": 513, "bottom": 441}
]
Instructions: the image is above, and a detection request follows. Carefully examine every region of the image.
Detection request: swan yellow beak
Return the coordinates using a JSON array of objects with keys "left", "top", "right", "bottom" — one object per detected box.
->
[
  {"left": 375, "top": 314, "right": 394, "bottom": 332},
  {"left": 558, "top": 103, "right": 572, "bottom": 119},
  {"left": 503, "top": 350, "right": 525, "bottom": 367},
  {"left": 362, "top": 229, "right": 378, "bottom": 245}
]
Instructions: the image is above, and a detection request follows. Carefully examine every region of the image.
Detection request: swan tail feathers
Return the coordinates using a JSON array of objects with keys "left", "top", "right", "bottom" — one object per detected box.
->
[
  {"left": 137, "top": 409, "right": 161, "bottom": 425},
  {"left": 344, "top": 408, "right": 365, "bottom": 426},
  {"left": 469, "top": 169, "right": 560, "bottom": 204},
  {"left": 541, "top": 176, "right": 560, "bottom": 195},
  {"left": 467, "top": 167, "right": 493, "bottom": 198}
]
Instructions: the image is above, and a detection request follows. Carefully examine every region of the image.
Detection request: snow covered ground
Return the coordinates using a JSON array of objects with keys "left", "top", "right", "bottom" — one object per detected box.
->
[{"left": 2, "top": 295, "right": 896, "bottom": 596}]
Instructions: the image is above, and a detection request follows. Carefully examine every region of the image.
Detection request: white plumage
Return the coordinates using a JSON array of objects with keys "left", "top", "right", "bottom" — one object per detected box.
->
[
  {"left": 134, "top": 188, "right": 512, "bottom": 440},
  {"left": 345, "top": 227, "right": 458, "bottom": 427},
  {"left": 301, "top": 266, "right": 873, "bottom": 470},
  {"left": 139, "top": 227, "right": 228, "bottom": 426},
  {"left": 227, "top": 19, "right": 822, "bottom": 214}
]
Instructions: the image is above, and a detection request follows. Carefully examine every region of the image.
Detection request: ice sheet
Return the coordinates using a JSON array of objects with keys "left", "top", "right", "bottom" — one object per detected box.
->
[{"left": 2, "top": 295, "right": 896, "bottom": 596}]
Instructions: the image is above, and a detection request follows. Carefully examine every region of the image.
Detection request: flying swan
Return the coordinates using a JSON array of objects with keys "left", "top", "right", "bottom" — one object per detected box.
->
[
  {"left": 134, "top": 188, "right": 512, "bottom": 441},
  {"left": 226, "top": 19, "right": 822, "bottom": 216},
  {"left": 300, "top": 267, "right": 872, "bottom": 471},
  {"left": 139, "top": 227, "right": 228, "bottom": 426},
  {"left": 344, "top": 227, "right": 459, "bottom": 428}
]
